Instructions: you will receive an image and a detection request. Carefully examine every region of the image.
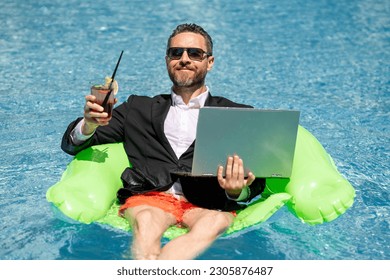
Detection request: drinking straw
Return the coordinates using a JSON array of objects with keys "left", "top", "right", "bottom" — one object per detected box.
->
[{"left": 102, "top": 50, "right": 124, "bottom": 108}]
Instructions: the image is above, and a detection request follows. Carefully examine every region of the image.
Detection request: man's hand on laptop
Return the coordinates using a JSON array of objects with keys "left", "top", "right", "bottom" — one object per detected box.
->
[{"left": 217, "top": 155, "right": 255, "bottom": 199}]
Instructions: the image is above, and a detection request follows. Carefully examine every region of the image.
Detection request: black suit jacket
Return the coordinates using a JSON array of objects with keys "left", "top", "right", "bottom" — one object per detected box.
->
[{"left": 61, "top": 93, "right": 265, "bottom": 211}]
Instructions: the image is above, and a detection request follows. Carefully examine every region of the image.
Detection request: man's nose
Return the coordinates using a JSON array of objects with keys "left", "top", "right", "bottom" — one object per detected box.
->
[{"left": 179, "top": 50, "right": 191, "bottom": 63}]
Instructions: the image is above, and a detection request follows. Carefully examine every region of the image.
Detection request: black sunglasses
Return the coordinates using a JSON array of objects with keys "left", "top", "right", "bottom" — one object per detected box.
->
[{"left": 166, "top": 47, "right": 212, "bottom": 61}]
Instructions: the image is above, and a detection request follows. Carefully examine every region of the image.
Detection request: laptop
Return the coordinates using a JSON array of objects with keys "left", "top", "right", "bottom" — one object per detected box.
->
[{"left": 177, "top": 107, "right": 300, "bottom": 178}]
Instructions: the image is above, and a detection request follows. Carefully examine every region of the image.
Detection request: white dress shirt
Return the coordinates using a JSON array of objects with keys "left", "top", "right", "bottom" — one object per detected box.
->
[{"left": 164, "top": 88, "right": 209, "bottom": 197}]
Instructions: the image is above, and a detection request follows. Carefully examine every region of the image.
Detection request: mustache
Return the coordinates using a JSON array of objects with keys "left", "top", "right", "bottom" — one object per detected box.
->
[
  {"left": 176, "top": 66, "right": 195, "bottom": 71},
  {"left": 176, "top": 60, "right": 195, "bottom": 70}
]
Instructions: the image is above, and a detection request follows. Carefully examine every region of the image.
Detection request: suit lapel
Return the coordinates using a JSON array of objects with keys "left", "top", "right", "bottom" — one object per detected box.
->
[
  {"left": 205, "top": 92, "right": 221, "bottom": 106},
  {"left": 151, "top": 95, "right": 178, "bottom": 161}
]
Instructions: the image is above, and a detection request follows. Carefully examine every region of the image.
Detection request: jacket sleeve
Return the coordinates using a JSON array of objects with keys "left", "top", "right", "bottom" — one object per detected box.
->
[
  {"left": 61, "top": 117, "right": 92, "bottom": 155},
  {"left": 61, "top": 96, "right": 131, "bottom": 156},
  {"left": 247, "top": 178, "right": 266, "bottom": 201}
]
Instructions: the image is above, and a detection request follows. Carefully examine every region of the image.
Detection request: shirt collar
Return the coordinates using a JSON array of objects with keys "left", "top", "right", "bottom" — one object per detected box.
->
[{"left": 171, "top": 86, "right": 209, "bottom": 108}]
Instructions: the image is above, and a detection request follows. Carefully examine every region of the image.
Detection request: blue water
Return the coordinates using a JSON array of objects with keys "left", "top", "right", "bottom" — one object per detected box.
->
[{"left": 0, "top": 0, "right": 388, "bottom": 260}]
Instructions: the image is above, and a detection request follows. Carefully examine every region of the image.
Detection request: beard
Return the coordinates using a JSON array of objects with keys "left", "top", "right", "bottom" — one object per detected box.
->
[{"left": 168, "top": 68, "right": 207, "bottom": 88}]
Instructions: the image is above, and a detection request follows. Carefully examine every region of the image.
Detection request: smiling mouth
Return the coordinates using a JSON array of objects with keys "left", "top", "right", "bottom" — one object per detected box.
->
[{"left": 177, "top": 66, "right": 194, "bottom": 71}]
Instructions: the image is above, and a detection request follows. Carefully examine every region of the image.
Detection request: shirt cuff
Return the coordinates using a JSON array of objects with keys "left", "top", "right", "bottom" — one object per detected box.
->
[
  {"left": 226, "top": 186, "right": 251, "bottom": 202},
  {"left": 70, "top": 119, "right": 94, "bottom": 145}
]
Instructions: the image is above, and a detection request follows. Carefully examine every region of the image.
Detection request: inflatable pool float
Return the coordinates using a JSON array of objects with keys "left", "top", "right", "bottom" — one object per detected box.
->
[{"left": 46, "top": 126, "right": 355, "bottom": 239}]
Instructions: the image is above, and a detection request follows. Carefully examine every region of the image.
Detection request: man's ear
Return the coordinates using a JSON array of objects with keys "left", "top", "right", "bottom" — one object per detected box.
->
[{"left": 207, "top": 56, "right": 214, "bottom": 71}]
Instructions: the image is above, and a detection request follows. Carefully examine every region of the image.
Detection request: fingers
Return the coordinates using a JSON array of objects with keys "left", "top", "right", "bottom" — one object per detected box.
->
[
  {"left": 217, "top": 165, "right": 225, "bottom": 187},
  {"left": 85, "top": 95, "right": 104, "bottom": 114},
  {"left": 225, "top": 155, "right": 244, "bottom": 181},
  {"left": 219, "top": 155, "right": 256, "bottom": 190},
  {"left": 246, "top": 171, "right": 256, "bottom": 186},
  {"left": 225, "top": 156, "right": 233, "bottom": 179},
  {"left": 84, "top": 95, "right": 111, "bottom": 126}
]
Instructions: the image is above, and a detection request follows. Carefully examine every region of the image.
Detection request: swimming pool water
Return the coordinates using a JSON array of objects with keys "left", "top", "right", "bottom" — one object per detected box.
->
[{"left": 0, "top": 0, "right": 389, "bottom": 260}]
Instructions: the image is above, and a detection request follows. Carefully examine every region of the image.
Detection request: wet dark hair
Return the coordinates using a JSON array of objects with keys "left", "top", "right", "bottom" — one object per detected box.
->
[{"left": 167, "top": 23, "right": 213, "bottom": 54}]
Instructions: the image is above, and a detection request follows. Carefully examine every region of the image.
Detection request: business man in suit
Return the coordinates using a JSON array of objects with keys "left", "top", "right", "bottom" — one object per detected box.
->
[{"left": 62, "top": 23, "right": 265, "bottom": 260}]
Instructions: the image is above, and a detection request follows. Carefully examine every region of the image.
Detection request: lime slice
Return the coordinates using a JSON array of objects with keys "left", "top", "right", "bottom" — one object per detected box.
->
[{"left": 105, "top": 76, "right": 119, "bottom": 95}]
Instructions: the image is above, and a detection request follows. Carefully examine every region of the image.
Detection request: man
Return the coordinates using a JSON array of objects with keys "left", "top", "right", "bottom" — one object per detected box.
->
[{"left": 61, "top": 23, "right": 265, "bottom": 260}]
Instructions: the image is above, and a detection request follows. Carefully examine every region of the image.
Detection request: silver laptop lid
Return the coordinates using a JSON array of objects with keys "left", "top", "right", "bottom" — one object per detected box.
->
[{"left": 191, "top": 107, "right": 300, "bottom": 178}]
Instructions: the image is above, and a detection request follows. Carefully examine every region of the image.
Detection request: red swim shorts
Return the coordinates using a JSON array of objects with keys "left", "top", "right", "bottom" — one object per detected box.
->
[{"left": 119, "top": 192, "right": 198, "bottom": 223}]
